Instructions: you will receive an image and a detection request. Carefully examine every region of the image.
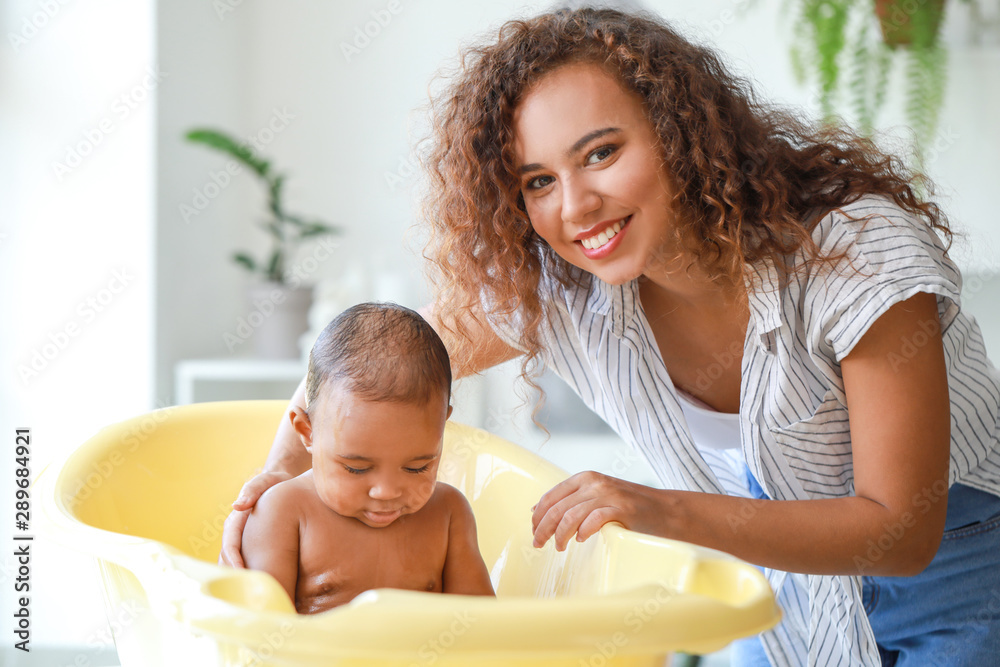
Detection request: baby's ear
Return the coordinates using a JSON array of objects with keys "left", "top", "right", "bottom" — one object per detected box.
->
[
  {"left": 289, "top": 407, "right": 314, "bottom": 452},
  {"left": 446, "top": 404, "right": 454, "bottom": 420}
]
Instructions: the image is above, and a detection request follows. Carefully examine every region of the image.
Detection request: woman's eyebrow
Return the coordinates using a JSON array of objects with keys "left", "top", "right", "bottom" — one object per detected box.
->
[
  {"left": 518, "top": 126, "right": 621, "bottom": 174},
  {"left": 567, "top": 127, "right": 620, "bottom": 156}
]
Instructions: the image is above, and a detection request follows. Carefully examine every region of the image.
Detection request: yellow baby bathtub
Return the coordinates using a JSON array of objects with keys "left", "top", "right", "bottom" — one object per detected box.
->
[{"left": 37, "top": 400, "right": 780, "bottom": 666}]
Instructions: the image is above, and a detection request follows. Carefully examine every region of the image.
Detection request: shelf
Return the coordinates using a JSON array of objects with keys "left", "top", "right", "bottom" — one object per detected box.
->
[{"left": 174, "top": 358, "right": 306, "bottom": 404}]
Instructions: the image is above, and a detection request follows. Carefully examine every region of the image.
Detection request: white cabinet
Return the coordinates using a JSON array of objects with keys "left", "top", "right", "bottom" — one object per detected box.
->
[{"left": 174, "top": 358, "right": 306, "bottom": 404}]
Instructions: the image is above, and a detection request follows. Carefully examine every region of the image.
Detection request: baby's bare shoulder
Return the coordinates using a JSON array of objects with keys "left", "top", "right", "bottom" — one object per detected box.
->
[
  {"left": 254, "top": 472, "right": 315, "bottom": 517},
  {"left": 429, "top": 482, "right": 467, "bottom": 508},
  {"left": 242, "top": 476, "right": 309, "bottom": 562},
  {"left": 424, "top": 482, "right": 476, "bottom": 523}
]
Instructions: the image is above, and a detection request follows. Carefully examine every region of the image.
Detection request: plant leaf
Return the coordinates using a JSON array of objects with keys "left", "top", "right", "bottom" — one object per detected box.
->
[
  {"left": 268, "top": 174, "right": 286, "bottom": 220},
  {"left": 232, "top": 252, "right": 257, "bottom": 272},
  {"left": 284, "top": 214, "right": 340, "bottom": 236},
  {"left": 185, "top": 129, "right": 270, "bottom": 178},
  {"left": 806, "top": 0, "right": 851, "bottom": 121},
  {"left": 263, "top": 220, "right": 284, "bottom": 241},
  {"left": 298, "top": 223, "right": 341, "bottom": 238},
  {"left": 265, "top": 249, "right": 283, "bottom": 283},
  {"left": 284, "top": 213, "right": 309, "bottom": 227}
]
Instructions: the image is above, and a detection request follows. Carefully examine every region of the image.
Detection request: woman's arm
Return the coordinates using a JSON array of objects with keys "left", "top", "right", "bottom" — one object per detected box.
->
[
  {"left": 260, "top": 376, "right": 311, "bottom": 477},
  {"left": 418, "top": 302, "right": 522, "bottom": 379},
  {"left": 531, "top": 292, "right": 951, "bottom": 577},
  {"left": 233, "top": 377, "right": 312, "bottom": 499}
]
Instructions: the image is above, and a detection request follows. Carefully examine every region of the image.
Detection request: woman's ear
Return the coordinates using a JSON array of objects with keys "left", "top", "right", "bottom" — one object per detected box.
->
[{"left": 289, "top": 407, "right": 314, "bottom": 453}]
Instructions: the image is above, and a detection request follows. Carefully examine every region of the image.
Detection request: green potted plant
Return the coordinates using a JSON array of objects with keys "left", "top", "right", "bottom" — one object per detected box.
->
[
  {"left": 185, "top": 128, "right": 341, "bottom": 358},
  {"left": 771, "top": 0, "right": 970, "bottom": 167}
]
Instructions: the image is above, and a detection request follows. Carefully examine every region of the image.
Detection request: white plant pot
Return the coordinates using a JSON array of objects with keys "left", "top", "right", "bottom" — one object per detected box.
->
[{"left": 246, "top": 282, "right": 313, "bottom": 359}]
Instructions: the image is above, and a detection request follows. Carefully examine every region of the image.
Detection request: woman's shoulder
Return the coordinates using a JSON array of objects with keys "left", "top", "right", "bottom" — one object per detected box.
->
[
  {"left": 808, "top": 194, "right": 933, "bottom": 245},
  {"left": 790, "top": 194, "right": 963, "bottom": 363},
  {"left": 790, "top": 193, "right": 955, "bottom": 285}
]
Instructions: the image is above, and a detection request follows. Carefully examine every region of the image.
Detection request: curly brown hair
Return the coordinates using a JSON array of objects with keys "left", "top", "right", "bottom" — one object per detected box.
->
[{"left": 420, "top": 7, "right": 953, "bottom": 390}]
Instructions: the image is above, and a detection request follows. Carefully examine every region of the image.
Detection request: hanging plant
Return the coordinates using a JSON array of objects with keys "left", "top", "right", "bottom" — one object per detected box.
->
[
  {"left": 774, "top": 0, "right": 963, "bottom": 168},
  {"left": 875, "top": 0, "right": 947, "bottom": 45}
]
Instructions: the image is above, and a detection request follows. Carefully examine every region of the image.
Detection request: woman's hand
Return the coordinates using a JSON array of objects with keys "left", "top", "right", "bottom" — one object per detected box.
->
[
  {"left": 218, "top": 470, "right": 295, "bottom": 567},
  {"left": 530, "top": 471, "right": 673, "bottom": 550}
]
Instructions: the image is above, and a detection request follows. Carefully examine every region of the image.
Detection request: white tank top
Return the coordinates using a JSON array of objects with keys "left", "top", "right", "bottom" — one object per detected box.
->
[{"left": 675, "top": 389, "right": 741, "bottom": 450}]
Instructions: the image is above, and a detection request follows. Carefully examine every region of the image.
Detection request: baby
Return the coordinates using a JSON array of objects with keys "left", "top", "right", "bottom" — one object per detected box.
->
[{"left": 240, "top": 302, "right": 495, "bottom": 613}]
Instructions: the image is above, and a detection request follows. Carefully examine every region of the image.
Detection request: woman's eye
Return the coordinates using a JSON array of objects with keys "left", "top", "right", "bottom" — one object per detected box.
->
[
  {"left": 405, "top": 464, "right": 433, "bottom": 474},
  {"left": 344, "top": 466, "right": 370, "bottom": 475},
  {"left": 525, "top": 175, "right": 554, "bottom": 191},
  {"left": 586, "top": 145, "right": 616, "bottom": 164}
]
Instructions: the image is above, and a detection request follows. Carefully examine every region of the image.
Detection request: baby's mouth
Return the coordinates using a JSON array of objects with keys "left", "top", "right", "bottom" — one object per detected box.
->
[{"left": 363, "top": 508, "right": 403, "bottom": 525}]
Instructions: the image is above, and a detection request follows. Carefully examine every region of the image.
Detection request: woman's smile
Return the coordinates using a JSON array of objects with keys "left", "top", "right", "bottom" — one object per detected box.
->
[{"left": 577, "top": 214, "right": 632, "bottom": 258}]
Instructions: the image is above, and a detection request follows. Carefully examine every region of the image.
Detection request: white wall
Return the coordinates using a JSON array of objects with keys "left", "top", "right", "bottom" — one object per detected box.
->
[{"left": 1, "top": 0, "right": 154, "bottom": 662}]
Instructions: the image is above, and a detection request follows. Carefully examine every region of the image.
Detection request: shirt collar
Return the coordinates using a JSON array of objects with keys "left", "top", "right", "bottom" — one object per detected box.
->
[
  {"left": 584, "top": 274, "right": 635, "bottom": 339},
  {"left": 584, "top": 259, "right": 783, "bottom": 352},
  {"left": 743, "top": 259, "right": 783, "bottom": 354}
]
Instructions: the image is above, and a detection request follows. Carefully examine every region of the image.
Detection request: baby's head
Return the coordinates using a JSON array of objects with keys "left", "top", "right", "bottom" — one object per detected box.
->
[{"left": 289, "top": 302, "right": 453, "bottom": 528}]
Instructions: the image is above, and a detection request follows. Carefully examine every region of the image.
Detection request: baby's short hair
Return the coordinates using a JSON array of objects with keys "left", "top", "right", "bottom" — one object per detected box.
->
[{"left": 305, "top": 302, "right": 451, "bottom": 412}]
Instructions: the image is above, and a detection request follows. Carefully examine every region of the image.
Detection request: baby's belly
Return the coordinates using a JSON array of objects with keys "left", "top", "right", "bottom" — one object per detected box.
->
[{"left": 296, "top": 571, "right": 442, "bottom": 614}]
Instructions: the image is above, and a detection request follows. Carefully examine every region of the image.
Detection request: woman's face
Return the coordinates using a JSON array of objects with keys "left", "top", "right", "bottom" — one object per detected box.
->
[{"left": 512, "top": 62, "right": 680, "bottom": 286}]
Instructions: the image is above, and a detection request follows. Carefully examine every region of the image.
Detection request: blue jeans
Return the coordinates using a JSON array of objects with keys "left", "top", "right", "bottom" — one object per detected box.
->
[{"left": 730, "top": 469, "right": 1000, "bottom": 666}]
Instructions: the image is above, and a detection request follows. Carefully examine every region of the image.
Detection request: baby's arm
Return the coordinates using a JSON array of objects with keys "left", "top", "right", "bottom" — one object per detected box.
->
[
  {"left": 241, "top": 482, "right": 301, "bottom": 605},
  {"left": 441, "top": 486, "right": 495, "bottom": 597}
]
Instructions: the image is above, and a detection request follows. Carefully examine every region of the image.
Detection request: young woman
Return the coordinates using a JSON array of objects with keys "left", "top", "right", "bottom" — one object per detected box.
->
[{"left": 221, "top": 8, "right": 1000, "bottom": 666}]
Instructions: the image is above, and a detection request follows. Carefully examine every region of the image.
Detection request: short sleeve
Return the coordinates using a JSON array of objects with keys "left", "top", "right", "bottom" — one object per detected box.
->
[{"left": 810, "top": 198, "right": 962, "bottom": 363}]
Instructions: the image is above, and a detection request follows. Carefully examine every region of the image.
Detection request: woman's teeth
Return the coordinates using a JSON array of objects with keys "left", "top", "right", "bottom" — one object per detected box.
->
[{"left": 581, "top": 219, "right": 624, "bottom": 250}]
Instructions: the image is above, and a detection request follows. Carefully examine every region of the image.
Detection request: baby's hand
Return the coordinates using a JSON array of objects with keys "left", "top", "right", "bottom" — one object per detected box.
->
[{"left": 219, "top": 470, "right": 294, "bottom": 567}]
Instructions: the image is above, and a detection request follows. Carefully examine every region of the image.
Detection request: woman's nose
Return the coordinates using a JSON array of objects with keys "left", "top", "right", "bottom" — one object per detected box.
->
[{"left": 560, "top": 175, "right": 602, "bottom": 224}]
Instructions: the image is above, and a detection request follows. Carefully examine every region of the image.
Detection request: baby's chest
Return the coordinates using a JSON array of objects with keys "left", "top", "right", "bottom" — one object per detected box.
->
[{"left": 296, "top": 521, "right": 448, "bottom": 613}]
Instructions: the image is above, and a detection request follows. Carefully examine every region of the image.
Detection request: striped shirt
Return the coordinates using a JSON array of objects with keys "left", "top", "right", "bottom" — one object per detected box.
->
[{"left": 491, "top": 195, "right": 1000, "bottom": 666}]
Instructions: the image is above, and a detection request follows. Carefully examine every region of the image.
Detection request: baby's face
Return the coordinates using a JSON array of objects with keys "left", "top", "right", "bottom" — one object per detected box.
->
[{"left": 305, "top": 384, "right": 450, "bottom": 528}]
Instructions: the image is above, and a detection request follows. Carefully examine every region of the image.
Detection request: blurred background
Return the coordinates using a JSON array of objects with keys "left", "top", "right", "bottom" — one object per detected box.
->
[{"left": 2, "top": 0, "right": 999, "bottom": 664}]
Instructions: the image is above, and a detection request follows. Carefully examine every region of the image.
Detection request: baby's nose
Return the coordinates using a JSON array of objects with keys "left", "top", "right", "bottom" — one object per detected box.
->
[{"left": 368, "top": 482, "right": 403, "bottom": 500}]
